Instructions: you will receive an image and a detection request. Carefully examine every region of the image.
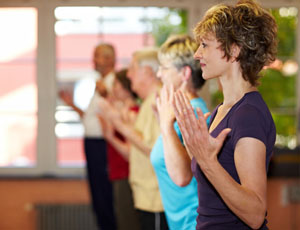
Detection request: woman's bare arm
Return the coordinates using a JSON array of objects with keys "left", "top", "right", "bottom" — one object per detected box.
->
[{"left": 173, "top": 91, "right": 267, "bottom": 229}]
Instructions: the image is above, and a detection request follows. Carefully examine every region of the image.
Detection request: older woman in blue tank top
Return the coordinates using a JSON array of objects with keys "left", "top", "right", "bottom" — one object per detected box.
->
[
  {"left": 172, "top": 1, "right": 277, "bottom": 229},
  {"left": 150, "top": 35, "right": 209, "bottom": 230}
]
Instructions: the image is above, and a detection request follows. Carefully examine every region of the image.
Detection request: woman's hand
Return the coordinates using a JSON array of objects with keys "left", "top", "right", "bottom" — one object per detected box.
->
[
  {"left": 97, "top": 114, "right": 115, "bottom": 141},
  {"left": 172, "top": 90, "right": 231, "bottom": 168},
  {"left": 156, "top": 84, "right": 176, "bottom": 130},
  {"left": 98, "top": 97, "right": 121, "bottom": 121}
]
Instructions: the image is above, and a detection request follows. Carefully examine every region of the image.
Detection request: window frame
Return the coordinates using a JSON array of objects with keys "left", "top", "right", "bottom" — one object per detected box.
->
[{"left": 0, "top": 0, "right": 298, "bottom": 177}]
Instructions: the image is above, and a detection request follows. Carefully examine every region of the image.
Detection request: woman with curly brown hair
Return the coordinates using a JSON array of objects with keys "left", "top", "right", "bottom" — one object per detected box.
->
[{"left": 172, "top": 0, "right": 277, "bottom": 229}]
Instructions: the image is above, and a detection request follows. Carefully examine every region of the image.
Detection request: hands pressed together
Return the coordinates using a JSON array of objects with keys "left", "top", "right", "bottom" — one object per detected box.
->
[
  {"left": 155, "top": 85, "right": 176, "bottom": 130},
  {"left": 157, "top": 87, "right": 231, "bottom": 168}
]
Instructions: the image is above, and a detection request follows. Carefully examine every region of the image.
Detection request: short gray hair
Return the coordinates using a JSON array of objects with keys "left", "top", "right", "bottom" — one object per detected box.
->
[{"left": 133, "top": 47, "right": 159, "bottom": 73}]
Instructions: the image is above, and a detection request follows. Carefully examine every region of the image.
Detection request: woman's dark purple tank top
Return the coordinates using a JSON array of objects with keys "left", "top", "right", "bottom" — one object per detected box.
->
[{"left": 191, "top": 91, "right": 276, "bottom": 230}]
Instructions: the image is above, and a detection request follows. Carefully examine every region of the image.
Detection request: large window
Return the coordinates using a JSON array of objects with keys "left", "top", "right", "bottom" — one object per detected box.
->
[
  {"left": 55, "top": 7, "right": 187, "bottom": 167},
  {"left": 260, "top": 7, "right": 298, "bottom": 149},
  {"left": 0, "top": 8, "right": 37, "bottom": 167},
  {"left": 209, "top": 6, "right": 299, "bottom": 149},
  {"left": 0, "top": 1, "right": 299, "bottom": 176}
]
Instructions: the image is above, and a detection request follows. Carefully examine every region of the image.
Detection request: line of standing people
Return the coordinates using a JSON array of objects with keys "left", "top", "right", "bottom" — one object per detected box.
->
[{"left": 60, "top": 0, "right": 278, "bottom": 229}]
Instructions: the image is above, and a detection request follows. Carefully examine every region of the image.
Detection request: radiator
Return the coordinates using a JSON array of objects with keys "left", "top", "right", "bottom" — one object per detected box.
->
[{"left": 35, "top": 204, "right": 98, "bottom": 230}]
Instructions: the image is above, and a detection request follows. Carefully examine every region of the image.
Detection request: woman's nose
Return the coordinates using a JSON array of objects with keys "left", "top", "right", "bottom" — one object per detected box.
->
[{"left": 194, "top": 47, "right": 202, "bottom": 60}]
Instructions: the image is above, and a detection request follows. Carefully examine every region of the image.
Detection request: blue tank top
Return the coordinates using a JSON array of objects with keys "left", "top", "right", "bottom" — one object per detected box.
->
[{"left": 151, "top": 97, "right": 209, "bottom": 230}]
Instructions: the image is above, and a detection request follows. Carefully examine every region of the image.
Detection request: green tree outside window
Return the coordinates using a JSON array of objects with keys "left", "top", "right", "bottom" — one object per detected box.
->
[{"left": 149, "top": 7, "right": 298, "bottom": 148}]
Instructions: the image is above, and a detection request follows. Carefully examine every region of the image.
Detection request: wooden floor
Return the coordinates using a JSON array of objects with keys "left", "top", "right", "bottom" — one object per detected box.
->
[
  {"left": 0, "top": 179, "right": 90, "bottom": 230},
  {"left": 0, "top": 178, "right": 298, "bottom": 230}
]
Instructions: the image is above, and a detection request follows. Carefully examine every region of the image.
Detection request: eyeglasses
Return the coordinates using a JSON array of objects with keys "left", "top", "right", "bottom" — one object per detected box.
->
[{"left": 158, "top": 65, "right": 175, "bottom": 72}]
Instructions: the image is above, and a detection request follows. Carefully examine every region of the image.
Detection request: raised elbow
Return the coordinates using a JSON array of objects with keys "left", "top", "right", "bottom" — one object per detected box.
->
[
  {"left": 172, "top": 174, "right": 192, "bottom": 187},
  {"left": 247, "top": 209, "right": 266, "bottom": 229},
  {"left": 249, "top": 218, "right": 264, "bottom": 230},
  {"left": 175, "top": 179, "right": 189, "bottom": 187}
]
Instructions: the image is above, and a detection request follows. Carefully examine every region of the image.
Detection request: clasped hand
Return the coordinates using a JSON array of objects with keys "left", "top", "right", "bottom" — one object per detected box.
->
[
  {"left": 172, "top": 91, "right": 231, "bottom": 168},
  {"left": 155, "top": 84, "right": 176, "bottom": 129}
]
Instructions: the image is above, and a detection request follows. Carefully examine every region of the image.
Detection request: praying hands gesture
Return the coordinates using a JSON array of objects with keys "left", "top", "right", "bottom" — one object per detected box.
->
[
  {"left": 156, "top": 84, "right": 176, "bottom": 130},
  {"left": 156, "top": 86, "right": 194, "bottom": 186},
  {"left": 172, "top": 90, "right": 231, "bottom": 169},
  {"left": 98, "top": 97, "right": 122, "bottom": 121}
]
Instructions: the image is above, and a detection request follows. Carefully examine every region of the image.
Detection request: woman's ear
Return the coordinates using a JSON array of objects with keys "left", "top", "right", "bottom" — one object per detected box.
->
[
  {"left": 230, "top": 44, "right": 240, "bottom": 62},
  {"left": 181, "top": 65, "right": 192, "bottom": 82}
]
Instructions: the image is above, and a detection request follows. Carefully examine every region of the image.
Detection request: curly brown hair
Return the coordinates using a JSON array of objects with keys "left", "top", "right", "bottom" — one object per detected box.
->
[{"left": 193, "top": 0, "right": 277, "bottom": 86}]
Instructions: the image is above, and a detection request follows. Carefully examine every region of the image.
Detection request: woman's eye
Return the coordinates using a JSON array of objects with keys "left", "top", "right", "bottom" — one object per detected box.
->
[{"left": 201, "top": 43, "right": 207, "bottom": 48}]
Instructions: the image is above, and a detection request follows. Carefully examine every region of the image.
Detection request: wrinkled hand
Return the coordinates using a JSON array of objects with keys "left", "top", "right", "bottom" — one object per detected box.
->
[
  {"left": 172, "top": 90, "right": 231, "bottom": 167},
  {"left": 156, "top": 84, "right": 176, "bottom": 129}
]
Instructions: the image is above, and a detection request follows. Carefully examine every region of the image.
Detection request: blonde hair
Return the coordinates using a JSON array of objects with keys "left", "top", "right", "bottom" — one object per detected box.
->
[
  {"left": 158, "top": 34, "right": 205, "bottom": 89},
  {"left": 159, "top": 34, "right": 198, "bottom": 69},
  {"left": 133, "top": 48, "right": 159, "bottom": 73}
]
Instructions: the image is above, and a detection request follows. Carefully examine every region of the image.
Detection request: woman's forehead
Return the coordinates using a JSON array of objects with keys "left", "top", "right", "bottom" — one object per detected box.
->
[{"left": 197, "top": 32, "right": 216, "bottom": 42}]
